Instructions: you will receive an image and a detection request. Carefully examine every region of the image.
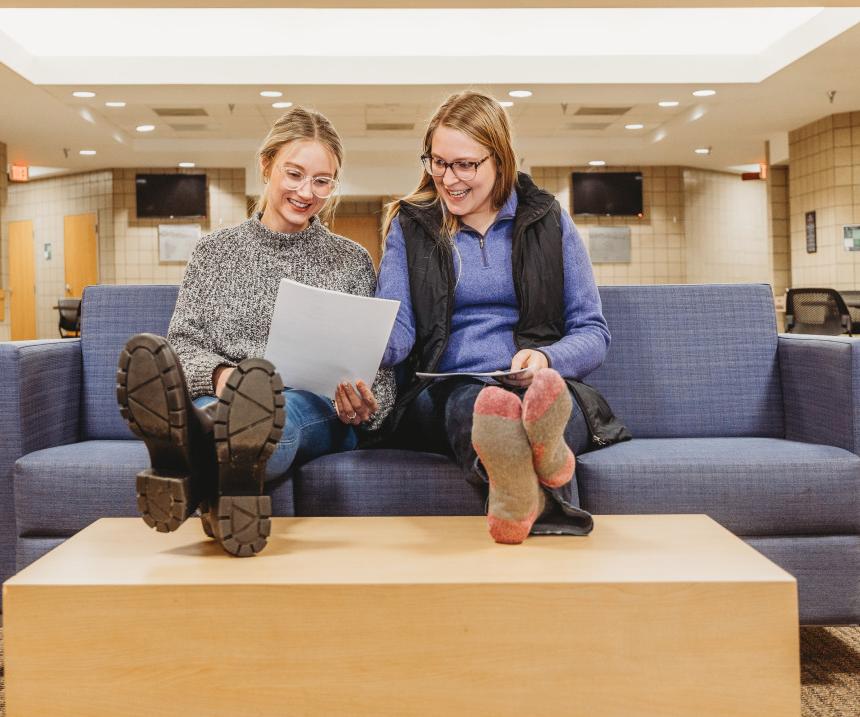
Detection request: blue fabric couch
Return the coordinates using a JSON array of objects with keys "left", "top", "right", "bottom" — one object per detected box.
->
[{"left": 2, "top": 283, "right": 858, "bottom": 624}]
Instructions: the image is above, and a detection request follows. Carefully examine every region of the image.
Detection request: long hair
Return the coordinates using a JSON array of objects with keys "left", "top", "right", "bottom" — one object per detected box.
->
[
  {"left": 382, "top": 91, "right": 518, "bottom": 244},
  {"left": 255, "top": 106, "right": 343, "bottom": 225}
]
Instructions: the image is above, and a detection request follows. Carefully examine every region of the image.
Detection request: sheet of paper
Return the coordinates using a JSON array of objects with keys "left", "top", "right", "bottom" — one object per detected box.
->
[
  {"left": 264, "top": 279, "right": 400, "bottom": 399},
  {"left": 415, "top": 368, "right": 531, "bottom": 380}
]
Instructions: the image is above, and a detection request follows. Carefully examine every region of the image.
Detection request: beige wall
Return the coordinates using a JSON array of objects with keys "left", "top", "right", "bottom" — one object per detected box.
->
[
  {"left": 768, "top": 166, "right": 791, "bottom": 300},
  {"left": 789, "top": 112, "right": 860, "bottom": 289},
  {"left": 0, "top": 141, "right": 7, "bottom": 341},
  {"left": 683, "top": 169, "right": 771, "bottom": 285},
  {"left": 532, "top": 166, "right": 686, "bottom": 285},
  {"left": 0, "top": 167, "right": 247, "bottom": 338}
]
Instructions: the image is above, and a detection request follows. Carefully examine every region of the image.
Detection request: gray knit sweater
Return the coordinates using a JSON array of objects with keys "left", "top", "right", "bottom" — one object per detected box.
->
[{"left": 167, "top": 215, "right": 395, "bottom": 430}]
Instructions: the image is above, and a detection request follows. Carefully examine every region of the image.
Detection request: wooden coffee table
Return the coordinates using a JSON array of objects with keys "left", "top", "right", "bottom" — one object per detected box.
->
[{"left": 3, "top": 515, "right": 799, "bottom": 716}]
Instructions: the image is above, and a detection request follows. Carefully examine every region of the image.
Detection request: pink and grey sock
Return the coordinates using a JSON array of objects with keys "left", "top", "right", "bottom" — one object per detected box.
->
[
  {"left": 472, "top": 386, "right": 545, "bottom": 545},
  {"left": 522, "top": 368, "right": 576, "bottom": 489}
]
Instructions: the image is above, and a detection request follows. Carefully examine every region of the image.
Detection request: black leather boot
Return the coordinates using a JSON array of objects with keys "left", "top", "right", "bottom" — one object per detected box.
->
[
  {"left": 116, "top": 333, "right": 216, "bottom": 532},
  {"left": 200, "top": 359, "right": 285, "bottom": 557}
]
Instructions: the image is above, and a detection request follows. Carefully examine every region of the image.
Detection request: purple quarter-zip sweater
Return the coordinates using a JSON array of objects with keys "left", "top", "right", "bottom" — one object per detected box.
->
[{"left": 375, "top": 186, "right": 610, "bottom": 379}]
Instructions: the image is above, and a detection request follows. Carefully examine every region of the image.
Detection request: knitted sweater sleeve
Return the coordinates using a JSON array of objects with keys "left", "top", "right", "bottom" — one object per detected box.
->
[
  {"left": 349, "top": 247, "right": 397, "bottom": 433},
  {"left": 166, "top": 238, "right": 236, "bottom": 398}
]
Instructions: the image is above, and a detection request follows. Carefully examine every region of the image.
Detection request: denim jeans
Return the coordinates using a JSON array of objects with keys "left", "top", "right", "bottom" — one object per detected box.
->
[
  {"left": 194, "top": 388, "right": 357, "bottom": 482},
  {"left": 393, "top": 377, "right": 593, "bottom": 535}
]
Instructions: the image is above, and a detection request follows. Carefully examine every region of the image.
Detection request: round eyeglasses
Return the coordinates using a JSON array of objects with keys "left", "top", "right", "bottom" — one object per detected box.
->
[
  {"left": 421, "top": 154, "right": 490, "bottom": 181},
  {"left": 277, "top": 165, "right": 339, "bottom": 199}
]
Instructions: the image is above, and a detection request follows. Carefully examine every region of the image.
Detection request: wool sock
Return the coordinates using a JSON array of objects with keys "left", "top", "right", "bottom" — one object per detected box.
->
[
  {"left": 472, "top": 386, "right": 545, "bottom": 545},
  {"left": 522, "top": 368, "right": 575, "bottom": 489}
]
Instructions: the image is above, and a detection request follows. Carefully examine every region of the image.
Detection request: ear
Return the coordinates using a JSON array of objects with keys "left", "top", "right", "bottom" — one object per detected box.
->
[{"left": 260, "top": 155, "right": 271, "bottom": 183}]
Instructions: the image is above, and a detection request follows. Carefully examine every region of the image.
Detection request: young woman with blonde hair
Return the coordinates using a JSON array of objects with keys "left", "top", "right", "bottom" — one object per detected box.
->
[
  {"left": 377, "top": 90, "right": 614, "bottom": 544},
  {"left": 117, "top": 106, "right": 394, "bottom": 556}
]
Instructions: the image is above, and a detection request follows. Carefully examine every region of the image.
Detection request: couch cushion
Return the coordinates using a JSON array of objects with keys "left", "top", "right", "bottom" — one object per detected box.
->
[
  {"left": 15, "top": 440, "right": 295, "bottom": 536},
  {"left": 576, "top": 437, "right": 860, "bottom": 536},
  {"left": 81, "top": 284, "right": 179, "bottom": 440},
  {"left": 593, "top": 284, "right": 784, "bottom": 438},
  {"left": 293, "top": 449, "right": 484, "bottom": 516}
]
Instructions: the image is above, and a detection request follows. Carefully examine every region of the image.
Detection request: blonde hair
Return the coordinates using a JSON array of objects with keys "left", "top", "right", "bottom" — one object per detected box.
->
[
  {"left": 382, "top": 91, "right": 518, "bottom": 244},
  {"left": 255, "top": 106, "right": 343, "bottom": 225}
]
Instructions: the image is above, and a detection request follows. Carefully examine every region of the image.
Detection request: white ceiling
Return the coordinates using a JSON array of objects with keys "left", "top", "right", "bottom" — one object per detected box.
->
[{"left": 1, "top": 3, "right": 860, "bottom": 195}]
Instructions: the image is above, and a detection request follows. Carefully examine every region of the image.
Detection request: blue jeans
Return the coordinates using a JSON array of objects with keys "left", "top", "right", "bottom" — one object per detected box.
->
[{"left": 194, "top": 389, "right": 357, "bottom": 482}]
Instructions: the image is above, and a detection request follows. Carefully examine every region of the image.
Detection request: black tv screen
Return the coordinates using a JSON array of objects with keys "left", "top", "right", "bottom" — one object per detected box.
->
[
  {"left": 135, "top": 174, "right": 207, "bottom": 218},
  {"left": 571, "top": 172, "right": 643, "bottom": 216}
]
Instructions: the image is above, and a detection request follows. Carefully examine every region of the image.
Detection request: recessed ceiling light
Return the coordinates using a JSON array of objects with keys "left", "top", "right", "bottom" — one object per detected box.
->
[
  {"left": 589, "top": 160, "right": 606, "bottom": 166},
  {"left": 625, "top": 123, "right": 644, "bottom": 130},
  {"left": 79, "top": 149, "right": 97, "bottom": 156},
  {"left": 72, "top": 91, "right": 95, "bottom": 98},
  {"left": 136, "top": 124, "right": 155, "bottom": 132},
  {"left": 272, "top": 101, "right": 293, "bottom": 109},
  {"left": 260, "top": 90, "right": 283, "bottom": 98},
  {"left": 178, "top": 162, "right": 196, "bottom": 168},
  {"left": 105, "top": 101, "right": 126, "bottom": 108},
  {"left": 658, "top": 100, "right": 679, "bottom": 108},
  {"left": 692, "top": 89, "right": 716, "bottom": 97},
  {"left": 508, "top": 90, "right": 532, "bottom": 98},
  {"left": 694, "top": 147, "right": 711, "bottom": 155},
  {"left": 499, "top": 101, "right": 514, "bottom": 108}
]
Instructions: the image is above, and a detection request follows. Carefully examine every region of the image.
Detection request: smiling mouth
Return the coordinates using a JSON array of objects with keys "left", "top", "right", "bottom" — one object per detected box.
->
[
  {"left": 288, "top": 198, "right": 311, "bottom": 210},
  {"left": 446, "top": 187, "right": 470, "bottom": 199}
]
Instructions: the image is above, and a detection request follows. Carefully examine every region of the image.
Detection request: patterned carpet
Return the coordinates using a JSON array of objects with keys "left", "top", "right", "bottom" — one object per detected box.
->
[{"left": 0, "top": 626, "right": 857, "bottom": 715}]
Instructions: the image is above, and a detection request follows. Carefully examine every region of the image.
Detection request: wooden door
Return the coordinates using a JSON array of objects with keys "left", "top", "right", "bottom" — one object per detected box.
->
[
  {"left": 64, "top": 213, "right": 98, "bottom": 298},
  {"left": 330, "top": 215, "right": 382, "bottom": 269},
  {"left": 9, "top": 220, "right": 37, "bottom": 340}
]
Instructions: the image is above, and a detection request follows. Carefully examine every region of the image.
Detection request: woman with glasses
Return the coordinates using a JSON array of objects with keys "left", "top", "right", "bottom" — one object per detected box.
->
[
  {"left": 376, "top": 91, "right": 610, "bottom": 544},
  {"left": 117, "top": 106, "right": 394, "bottom": 556}
]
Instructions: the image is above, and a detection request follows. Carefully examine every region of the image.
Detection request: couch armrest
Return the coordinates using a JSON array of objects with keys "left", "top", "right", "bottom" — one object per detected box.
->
[
  {"left": 779, "top": 334, "right": 860, "bottom": 453},
  {"left": 0, "top": 339, "right": 82, "bottom": 591}
]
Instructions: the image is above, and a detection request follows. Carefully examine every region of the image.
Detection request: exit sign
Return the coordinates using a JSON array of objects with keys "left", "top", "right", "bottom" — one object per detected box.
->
[{"left": 10, "top": 165, "right": 29, "bottom": 182}]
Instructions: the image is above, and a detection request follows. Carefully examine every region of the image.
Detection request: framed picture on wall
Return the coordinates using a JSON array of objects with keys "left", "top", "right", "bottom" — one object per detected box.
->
[
  {"left": 158, "top": 224, "right": 202, "bottom": 263},
  {"left": 805, "top": 211, "right": 817, "bottom": 253}
]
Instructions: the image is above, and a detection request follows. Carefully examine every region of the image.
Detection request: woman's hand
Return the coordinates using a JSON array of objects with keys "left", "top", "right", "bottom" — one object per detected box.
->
[
  {"left": 501, "top": 349, "right": 549, "bottom": 388},
  {"left": 335, "top": 380, "right": 379, "bottom": 426},
  {"left": 213, "top": 366, "right": 235, "bottom": 396}
]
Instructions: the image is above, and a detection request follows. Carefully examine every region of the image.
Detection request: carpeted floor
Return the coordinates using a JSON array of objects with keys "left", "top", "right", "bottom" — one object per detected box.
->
[{"left": 0, "top": 626, "right": 856, "bottom": 715}]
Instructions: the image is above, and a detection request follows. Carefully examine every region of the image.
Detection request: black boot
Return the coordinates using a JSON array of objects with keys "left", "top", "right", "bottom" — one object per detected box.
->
[
  {"left": 201, "top": 358, "right": 285, "bottom": 557},
  {"left": 116, "top": 333, "right": 215, "bottom": 532}
]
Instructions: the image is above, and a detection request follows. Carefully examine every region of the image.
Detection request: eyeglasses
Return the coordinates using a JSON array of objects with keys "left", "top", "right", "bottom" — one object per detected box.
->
[
  {"left": 276, "top": 165, "right": 339, "bottom": 198},
  {"left": 421, "top": 154, "right": 491, "bottom": 181}
]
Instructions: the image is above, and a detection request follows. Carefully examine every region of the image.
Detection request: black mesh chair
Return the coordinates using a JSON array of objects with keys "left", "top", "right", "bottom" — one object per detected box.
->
[
  {"left": 57, "top": 298, "right": 82, "bottom": 338},
  {"left": 784, "top": 288, "right": 852, "bottom": 336}
]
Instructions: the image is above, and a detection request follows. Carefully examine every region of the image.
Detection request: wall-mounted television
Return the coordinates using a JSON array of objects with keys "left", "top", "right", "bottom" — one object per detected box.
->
[
  {"left": 135, "top": 174, "right": 208, "bottom": 218},
  {"left": 571, "top": 171, "right": 643, "bottom": 216}
]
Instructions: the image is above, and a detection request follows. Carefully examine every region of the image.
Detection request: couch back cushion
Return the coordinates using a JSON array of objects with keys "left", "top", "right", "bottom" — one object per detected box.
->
[
  {"left": 590, "top": 284, "right": 784, "bottom": 438},
  {"left": 81, "top": 284, "right": 179, "bottom": 440}
]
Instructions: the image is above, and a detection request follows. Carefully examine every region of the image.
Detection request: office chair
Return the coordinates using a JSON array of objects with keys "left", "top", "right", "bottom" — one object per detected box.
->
[
  {"left": 784, "top": 288, "right": 852, "bottom": 336},
  {"left": 57, "top": 298, "right": 82, "bottom": 338}
]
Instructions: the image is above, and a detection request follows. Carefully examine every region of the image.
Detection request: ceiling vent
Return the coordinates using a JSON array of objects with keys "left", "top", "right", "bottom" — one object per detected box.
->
[
  {"left": 167, "top": 123, "right": 210, "bottom": 132},
  {"left": 366, "top": 122, "right": 415, "bottom": 131},
  {"left": 574, "top": 106, "right": 632, "bottom": 116},
  {"left": 154, "top": 107, "right": 209, "bottom": 117},
  {"left": 565, "top": 122, "right": 613, "bottom": 131}
]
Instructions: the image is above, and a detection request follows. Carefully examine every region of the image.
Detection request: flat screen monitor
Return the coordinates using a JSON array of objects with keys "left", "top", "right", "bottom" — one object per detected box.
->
[
  {"left": 135, "top": 174, "right": 208, "bottom": 218},
  {"left": 571, "top": 171, "right": 643, "bottom": 216}
]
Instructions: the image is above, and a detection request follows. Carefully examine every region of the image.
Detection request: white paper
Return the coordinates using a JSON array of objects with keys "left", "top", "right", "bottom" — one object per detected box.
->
[
  {"left": 415, "top": 368, "right": 531, "bottom": 380},
  {"left": 264, "top": 279, "right": 400, "bottom": 399}
]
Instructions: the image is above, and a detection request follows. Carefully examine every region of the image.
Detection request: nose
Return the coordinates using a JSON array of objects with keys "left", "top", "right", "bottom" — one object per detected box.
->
[
  {"left": 295, "top": 179, "right": 314, "bottom": 200},
  {"left": 441, "top": 166, "right": 461, "bottom": 186}
]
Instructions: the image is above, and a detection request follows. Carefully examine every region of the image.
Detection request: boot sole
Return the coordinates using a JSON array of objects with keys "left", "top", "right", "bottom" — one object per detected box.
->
[
  {"left": 210, "top": 359, "right": 284, "bottom": 556},
  {"left": 117, "top": 333, "right": 195, "bottom": 532}
]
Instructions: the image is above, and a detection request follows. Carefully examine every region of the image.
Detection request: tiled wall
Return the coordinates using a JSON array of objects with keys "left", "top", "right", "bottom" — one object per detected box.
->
[
  {"left": 111, "top": 168, "right": 247, "bottom": 285},
  {"left": 532, "top": 166, "right": 686, "bottom": 285},
  {"left": 768, "top": 166, "right": 791, "bottom": 299},
  {"left": 2, "top": 171, "right": 114, "bottom": 339},
  {"left": 0, "top": 142, "right": 7, "bottom": 341},
  {"left": 0, "top": 167, "right": 247, "bottom": 338},
  {"left": 683, "top": 169, "right": 771, "bottom": 285},
  {"left": 789, "top": 112, "right": 860, "bottom": 288}
]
